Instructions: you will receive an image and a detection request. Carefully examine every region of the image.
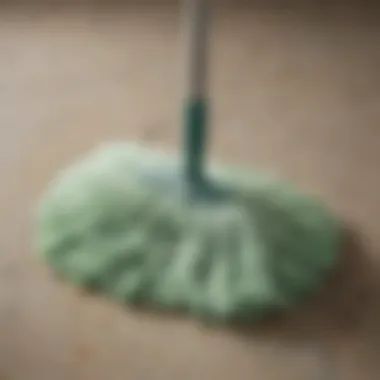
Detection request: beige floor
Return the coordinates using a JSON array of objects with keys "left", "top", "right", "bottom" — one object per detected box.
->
[{"left": 1, "top": 3, "right": 380, "bottom": 380}]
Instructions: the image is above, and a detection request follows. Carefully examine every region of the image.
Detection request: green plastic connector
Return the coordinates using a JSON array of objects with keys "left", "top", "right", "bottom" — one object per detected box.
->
[{"left": 184, "top": 98, "right": 208, "bottom": 187}]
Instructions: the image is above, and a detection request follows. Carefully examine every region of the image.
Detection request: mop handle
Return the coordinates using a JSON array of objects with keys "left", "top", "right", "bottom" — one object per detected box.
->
[{"left": 184, "top": 0, "right": 210, "bottom": 185}]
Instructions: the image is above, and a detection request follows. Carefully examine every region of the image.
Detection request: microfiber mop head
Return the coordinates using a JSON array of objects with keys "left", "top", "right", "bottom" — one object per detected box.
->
[{"left": 35, "top": 142, "right": 340, "bottom": 323}]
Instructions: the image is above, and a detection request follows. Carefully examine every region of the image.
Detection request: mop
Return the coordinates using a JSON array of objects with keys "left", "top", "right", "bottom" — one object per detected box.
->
[{"left": 35, "top": 0, "right": 340, "bottom": 323}]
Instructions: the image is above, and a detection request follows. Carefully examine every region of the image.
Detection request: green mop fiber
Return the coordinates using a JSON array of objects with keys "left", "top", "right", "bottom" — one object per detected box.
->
[{"left": 35, "top": 0, "right": 340, "bottom": 323}]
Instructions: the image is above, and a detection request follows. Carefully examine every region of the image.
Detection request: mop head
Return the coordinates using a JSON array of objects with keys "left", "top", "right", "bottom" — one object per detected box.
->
[{"left": 35, "top": 142, "right": 340, "bottom": 323}]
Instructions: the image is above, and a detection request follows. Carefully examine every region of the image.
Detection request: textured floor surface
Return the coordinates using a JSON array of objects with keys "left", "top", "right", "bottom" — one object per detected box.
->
[{"left": 1, "top": 2, "right": 380, "bottom": 380}]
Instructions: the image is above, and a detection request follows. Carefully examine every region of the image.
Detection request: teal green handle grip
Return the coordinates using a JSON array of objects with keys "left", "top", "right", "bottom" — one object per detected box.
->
[{"left": 184, "top": 98, "right": 207, "bottom": 186}]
